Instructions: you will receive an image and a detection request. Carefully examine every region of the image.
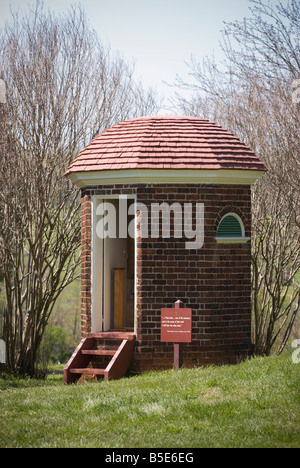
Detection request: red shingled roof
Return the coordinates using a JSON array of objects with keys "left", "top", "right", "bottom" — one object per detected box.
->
[{"left": 65, "top": 116, "right": 267, "bottom": 175}]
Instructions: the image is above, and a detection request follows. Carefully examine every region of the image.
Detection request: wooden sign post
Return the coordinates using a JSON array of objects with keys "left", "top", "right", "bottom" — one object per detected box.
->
[{"left": 161, "top": 300, "right": 192, "bottom": 369}]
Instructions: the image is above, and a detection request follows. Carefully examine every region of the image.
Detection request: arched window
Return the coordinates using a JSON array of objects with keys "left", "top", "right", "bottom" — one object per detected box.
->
[{"left": 216, "top": 213, "right": 250, "bottom": 244}]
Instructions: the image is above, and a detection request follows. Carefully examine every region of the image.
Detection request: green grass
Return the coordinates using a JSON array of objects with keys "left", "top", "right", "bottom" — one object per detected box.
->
[{"left": 0, "top": 353, "right": 299, "bottom": 448}]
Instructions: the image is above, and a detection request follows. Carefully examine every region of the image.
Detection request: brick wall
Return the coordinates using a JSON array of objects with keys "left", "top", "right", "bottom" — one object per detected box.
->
[{"left": 80, "top": 183, "right": 253, "bottom": 371}]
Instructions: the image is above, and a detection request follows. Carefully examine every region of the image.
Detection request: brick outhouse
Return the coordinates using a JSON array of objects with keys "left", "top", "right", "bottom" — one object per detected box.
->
[{"left": 64, "top": 116, "right": 266, "bottom": 382}]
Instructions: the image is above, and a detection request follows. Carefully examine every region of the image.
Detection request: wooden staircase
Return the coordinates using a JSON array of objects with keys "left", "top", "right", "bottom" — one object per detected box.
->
[{"left": 64, "top": 332, "right": 135, "bottom": 384}]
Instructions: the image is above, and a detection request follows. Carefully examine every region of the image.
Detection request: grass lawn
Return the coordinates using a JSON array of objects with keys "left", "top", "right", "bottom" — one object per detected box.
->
[{"left": 0, "top": 353, "right": 299, "bottom": 448}]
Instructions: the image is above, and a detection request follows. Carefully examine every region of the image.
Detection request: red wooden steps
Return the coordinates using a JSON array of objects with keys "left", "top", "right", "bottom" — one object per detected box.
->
[
  {"left": 88, "top": 332, "right": 135, "bottom": 340},
  {"left": 69, "top": 368, "right": 106, "bottom": 375},
  {"left": 64, "top": 332, "right": 135, "bottom": 384},
  {"left": 81, "top": 350, "right": 116, "bottom": 356}
]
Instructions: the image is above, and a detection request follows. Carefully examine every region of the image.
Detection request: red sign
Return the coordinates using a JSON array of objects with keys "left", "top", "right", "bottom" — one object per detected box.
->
[{"left": 161, "top": 308, "right": 192, "bottom": 343}]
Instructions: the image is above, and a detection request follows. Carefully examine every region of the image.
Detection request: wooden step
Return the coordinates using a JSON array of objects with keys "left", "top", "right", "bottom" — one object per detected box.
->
[
  {"left": 88, "top": 332, "right": 135, "bottom": 341},
  {"left": 64, "top": 334, "right": 135, "bottom": 384},
  {"left": 81, "top": 349, "right": 116, "bottom": 356},
  {"left": 69, "top": 368, "right": 106, "bottom": 376}
]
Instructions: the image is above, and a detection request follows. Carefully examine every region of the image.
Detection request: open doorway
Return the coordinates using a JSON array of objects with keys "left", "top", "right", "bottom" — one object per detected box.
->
[{"left": 92, "top": 197, "right": 135, "bottom": 333}]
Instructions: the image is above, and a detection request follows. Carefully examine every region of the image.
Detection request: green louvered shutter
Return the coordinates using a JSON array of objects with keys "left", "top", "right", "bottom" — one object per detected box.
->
[{"left": 217, "top": 215, "right": 242, "bottom": 237}]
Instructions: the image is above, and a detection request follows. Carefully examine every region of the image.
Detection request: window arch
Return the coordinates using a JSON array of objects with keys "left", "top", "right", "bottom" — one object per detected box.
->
[{"left": 216, "top": 213, "right": 250, "bottom": 244}]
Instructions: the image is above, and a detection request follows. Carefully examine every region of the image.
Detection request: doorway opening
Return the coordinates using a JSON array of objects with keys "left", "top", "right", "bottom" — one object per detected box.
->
[{"left": 92, "top": 197, "right": 135, "bottom": 333}]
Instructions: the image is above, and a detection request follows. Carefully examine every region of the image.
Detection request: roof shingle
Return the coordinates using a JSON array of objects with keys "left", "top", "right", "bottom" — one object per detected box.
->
[{"left": 65, "top": 116, "right": 267, "bottom": 175}]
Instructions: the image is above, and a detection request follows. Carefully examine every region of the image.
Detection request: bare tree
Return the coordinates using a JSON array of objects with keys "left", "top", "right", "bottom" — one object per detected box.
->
[
  {"left": 173, "top": 0, "right": 300, "bottom": 355},
  {"left": 252, "top": 179, "right": 300, "bottom": 355},
  {"left": 0, "top": 1, "right": 159, "bottom": 375}
]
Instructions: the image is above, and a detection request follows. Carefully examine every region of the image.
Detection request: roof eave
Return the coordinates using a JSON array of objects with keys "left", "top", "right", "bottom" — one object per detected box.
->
[{"left": 65, "top": 168, "right": 267, "bottom": 189}]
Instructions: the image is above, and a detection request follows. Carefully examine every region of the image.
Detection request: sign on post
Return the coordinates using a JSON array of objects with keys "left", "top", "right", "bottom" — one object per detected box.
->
[
  {"left": 161, "top": 308, "right": 192, "bottom": 343},
  {"left": 161, "top": 300, "right": 192, "bottom": 370}
]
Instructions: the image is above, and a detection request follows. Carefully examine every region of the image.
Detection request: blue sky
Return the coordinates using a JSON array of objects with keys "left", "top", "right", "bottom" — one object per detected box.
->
[{"left": 0, "top": 0, "right": 276, "bottom": 110}]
